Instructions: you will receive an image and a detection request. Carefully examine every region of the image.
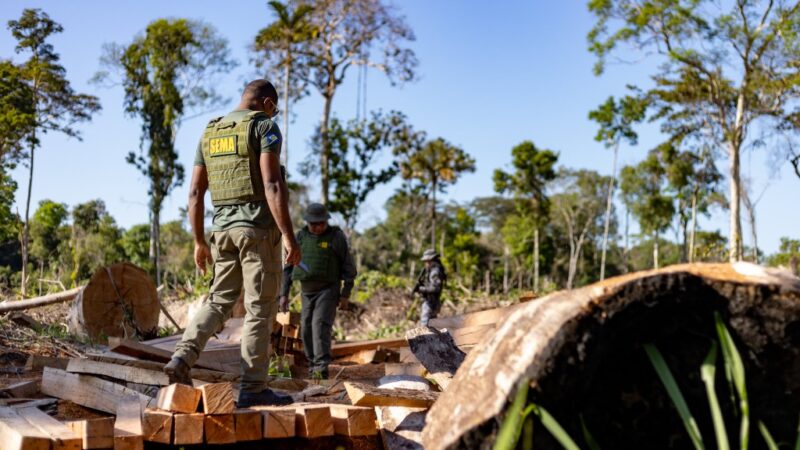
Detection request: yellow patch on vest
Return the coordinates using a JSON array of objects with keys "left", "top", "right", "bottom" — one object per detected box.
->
[
  {"left": 209, "top": 135, "right": 237, "bottom": 156},
  {"left": 319, "top": 241, "right": 329, "bottom": 249}
]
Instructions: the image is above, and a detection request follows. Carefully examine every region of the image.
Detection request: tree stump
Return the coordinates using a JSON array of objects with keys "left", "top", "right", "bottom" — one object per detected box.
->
[
  {"left": 68, "top": 263, "right": 159, "bottom": 342},
  {"left": 422, "top": 263, "right": 800, "bottom": 450}
]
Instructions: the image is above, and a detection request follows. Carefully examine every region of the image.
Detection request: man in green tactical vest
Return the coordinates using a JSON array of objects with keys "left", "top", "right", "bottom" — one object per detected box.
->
[
  {"left": 163, "top": 80, "right": 301, "bottom": 407},
  {"left": 279, "top": 203, "right": 357, "bottom": 379}
]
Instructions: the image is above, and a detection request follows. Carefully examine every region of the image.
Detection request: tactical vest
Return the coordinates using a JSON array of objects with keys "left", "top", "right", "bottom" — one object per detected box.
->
[
  {"left": 292, "top": 227, "right": 341, "bottom": 283},
  {"left": 201, "top": 111, "right": 268, "bottom": 206}
]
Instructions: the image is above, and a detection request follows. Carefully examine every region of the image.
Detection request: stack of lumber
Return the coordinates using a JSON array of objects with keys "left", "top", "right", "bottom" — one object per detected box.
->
[{"left": 1, "top": 295, "right": 528, "bottom": 449}]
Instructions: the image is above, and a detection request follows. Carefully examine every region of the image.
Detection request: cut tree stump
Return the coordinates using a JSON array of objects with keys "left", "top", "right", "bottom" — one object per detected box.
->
[
  {"left": 67, "top": 263, "right": 159, "bottom": 342},
  {"left": 344, "top": 382, "right": 438, "bottom": 408},
  {"left": 422, "top": 263, "right": 800, "bottom": 450},
  {"left": 406, "top": 327, "right": 465, "bottom": 390}
]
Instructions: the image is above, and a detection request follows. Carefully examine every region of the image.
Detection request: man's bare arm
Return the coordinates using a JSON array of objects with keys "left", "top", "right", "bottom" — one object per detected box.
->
[
  {"left": 260, "top": 152, "right": 300, "bottom": 265},
  {"left": 188, "top": 165, "right": 212, "bottom": 273}
]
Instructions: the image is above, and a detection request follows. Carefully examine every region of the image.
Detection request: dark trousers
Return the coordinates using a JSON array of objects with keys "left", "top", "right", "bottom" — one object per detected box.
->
[
  {"left": 300, "top": 283, "right": 339, "bottom": 372},
  {"left": 420, "top": 293, "right": 441, "bottom": 326}
]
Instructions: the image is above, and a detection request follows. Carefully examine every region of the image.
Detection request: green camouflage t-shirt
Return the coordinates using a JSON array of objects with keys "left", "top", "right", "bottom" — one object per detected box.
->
[{"left": 195, "top": 109, "right": 282, "bottom": 232}]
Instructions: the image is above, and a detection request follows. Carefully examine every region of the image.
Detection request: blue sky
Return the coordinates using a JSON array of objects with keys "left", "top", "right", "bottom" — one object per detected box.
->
[{"left": 1, "top": 0, "right": 797, "bottom": 254}]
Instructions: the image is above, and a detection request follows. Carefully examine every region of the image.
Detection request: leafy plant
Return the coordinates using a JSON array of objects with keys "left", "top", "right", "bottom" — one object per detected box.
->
[
  {"left": 495, "top": 312, "right": 795, "bottom": 449},
  {"left": 268, "top": 353, "right": 292, "bottom": 378}
]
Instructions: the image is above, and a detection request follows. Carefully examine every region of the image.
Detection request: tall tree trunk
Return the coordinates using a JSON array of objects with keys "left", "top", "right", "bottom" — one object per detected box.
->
[
  {"left": 430, "top": 176, "right": 437, "bottom": 249},
  {"left": 503, "top": 245, "right": 509, "bottom": 296},
  {"left": 653, "top": 231, "right": 660, "bottom": 270},
  {"left": 319, "top": 91, "right": 334, "bottom": 205},
  {"left": 533, "top": 227, "right": 540, "bottom": 293},
  {"left": 728, "top": 91, "right": 745, "bottom": 262},
  {"left": 744, "top": 190, "right": 759, "bottom": 263},
  {"left": 282, "top": 51, "right": 291, "bottom": 168},
  {"left": 21, "top": 135, "right": 36, "bottom": 297},
  {"left": 600, "top": 143, "right": 618, "bottom": 281},
  {"left": 689, "top": 190, "right": 698, "bottom": 263},
  {"left": 484, "top": 269, "right": 490, "bottom": 296},
  {"left": 624, "top": 207, "right": 630, "bottom": 272},
  {"left": 150, "top": 201, "right": 161, "bottom": 287}
]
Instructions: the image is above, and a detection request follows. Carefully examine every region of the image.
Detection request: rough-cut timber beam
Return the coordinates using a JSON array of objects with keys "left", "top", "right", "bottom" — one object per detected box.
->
[{"left": 422, "top": 263, "right": 800, "bottom": 450}]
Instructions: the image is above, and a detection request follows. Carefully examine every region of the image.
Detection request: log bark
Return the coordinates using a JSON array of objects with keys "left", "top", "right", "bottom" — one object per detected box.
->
[
  {"left": 0, "top": 287, "right": 82, "bottom": 314},
  {"left": 406, "top": 327, "right": 465, "bottom": 390},
  {"left": 67, "top": 263, "right": 159, "bottom": 342},
  {"left": 422, "top": 263, "right": 800, "bottom": 450}
]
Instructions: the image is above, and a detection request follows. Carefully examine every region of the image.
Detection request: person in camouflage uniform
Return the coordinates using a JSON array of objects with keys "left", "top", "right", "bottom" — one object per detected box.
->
[
  {"left": 413, "top": 249, "right": 447, "bottom": 326},
  {"left": 279, "top": 203, "right": 357, "bottom": 379},
  {"left": 164, "top": 80, "right": 301, "bottom": 407}
]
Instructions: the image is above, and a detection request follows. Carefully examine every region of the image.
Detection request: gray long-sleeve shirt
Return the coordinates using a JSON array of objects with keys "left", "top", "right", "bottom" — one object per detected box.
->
[{"left": 280, "top": 226, "right": 357, "bottom": 298}]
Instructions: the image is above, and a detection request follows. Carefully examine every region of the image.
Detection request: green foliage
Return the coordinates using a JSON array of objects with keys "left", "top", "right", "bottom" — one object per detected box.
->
[
  {"left": 69, "top": 199, "right": 124, "bottom": 283},
  {"left": 268, "top": 353, "right": 292, "bottom": 378},
  {"left": 354, "top": 270, "right": 406, "bottom": 304},
  {"left": 588, "top": 95, "right": 646, "bottom": 148},
  {"left": 29, "top": 199, "right": 68, "bottom": 264},
  {"left": 644, "top": 343, "right": 705, "bottom": 449},
  {"left": 0, "top": 60, "right": 34, "bottom": 164},
  {"left": 120, "top": 224, "right": 152, "bottom": 271},
  {"left": 766, "top": 237, "right": 800, "bottom": 270},
  {"left": 315, "top": 110, "right": 415, "bottom": 229},
  {"left": 0, "top": 166, "right": 19, "bottom": 244},
  {"left": 95, "top": 17, "right": 235, "bottom": 283}
]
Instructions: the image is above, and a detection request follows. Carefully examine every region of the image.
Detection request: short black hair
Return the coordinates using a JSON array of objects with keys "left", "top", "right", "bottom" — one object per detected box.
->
[{"left": 242, "top": 79, "right": 278, "bottom": 102}]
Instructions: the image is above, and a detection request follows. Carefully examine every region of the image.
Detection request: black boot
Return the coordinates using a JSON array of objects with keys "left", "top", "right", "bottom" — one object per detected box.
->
[
  {"left": 163, "top": 357, "right": 192, "bottom": 386},
  {"left": 237, "top": 388, "right": 294, "bottom": 407}
]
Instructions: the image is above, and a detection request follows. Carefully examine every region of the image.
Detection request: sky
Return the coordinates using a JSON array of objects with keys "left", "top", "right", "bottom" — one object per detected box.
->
[{"left": 1, "top": 0, "right": 798, "bottom": 255}]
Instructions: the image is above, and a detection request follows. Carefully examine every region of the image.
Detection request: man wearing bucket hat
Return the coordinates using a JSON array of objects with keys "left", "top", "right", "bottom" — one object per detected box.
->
[
  {"left": 279, "top": 203, "right": 356, "bottom": 379},
  {"left": 412, "top": 249, "right": 447, "bottom": 326}
]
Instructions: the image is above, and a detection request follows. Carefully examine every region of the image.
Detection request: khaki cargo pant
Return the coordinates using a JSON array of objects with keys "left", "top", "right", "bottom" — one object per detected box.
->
[{"left": 173, "top": 226, "right": 282, "bottom": 393}]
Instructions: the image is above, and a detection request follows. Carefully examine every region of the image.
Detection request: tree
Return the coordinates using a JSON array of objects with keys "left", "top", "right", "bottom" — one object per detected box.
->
[
  {"left": 766, "top": 237, "right": 800, "bottom": 275},
  {"left": 69, "top": 200, "right": 124, "bottom": 284},
  {"left": 493, "top": 141, "right": 559, "bottom": 292},
  {"left": 619, "top": 153, "right": 676, "bottom": 269},
  {"left": 8, "top": 9, "right": 101, "bottom": 296},
  {"left": 120, "top": 224, "right": 152, "bottom": 271},
  {"left": 0, "top": 60, "right": 35, "bottom": 165},
  {"left": 0, "top": 167, "right": 19, "bottom": 246},
  {"left": 589, "top": 0, "right": 800, "bottom": 262},
  {"left": 29, "top": 199, "right": 68, "bottom": 267},
  {"left": 588, "top": 95, "right": 645, "bottom": 280},
  {"left": 278, "top": 0, "right": 418, "bottom": 204},
  {"left": 397, "top": 138, "right": 475, "bottom": 248},
  {"left": 96, "top": 18, "right": 236, "bottom": 286},
  {"left": 253, "top": 0, "right": 315, "bottom": 168},
  {"left": 323, "top": 110, "right": 417, "bottom": 229},
  {"left": 550, "top": 169, "right": 609, "bottom": 289}
]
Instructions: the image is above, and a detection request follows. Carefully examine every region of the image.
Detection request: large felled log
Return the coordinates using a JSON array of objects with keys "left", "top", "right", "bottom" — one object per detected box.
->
[
  {"left": 0, "top": 287, "right": 82, "bottom": 314},
  {"left": 67, "top": 263, "right": 159, "bottom": 342},
  {"left": 422, "top": 263, "right": 800, "bottom": 450},
  {"left": 406, "top": 327, "right": 465, "bottom": 390}
]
